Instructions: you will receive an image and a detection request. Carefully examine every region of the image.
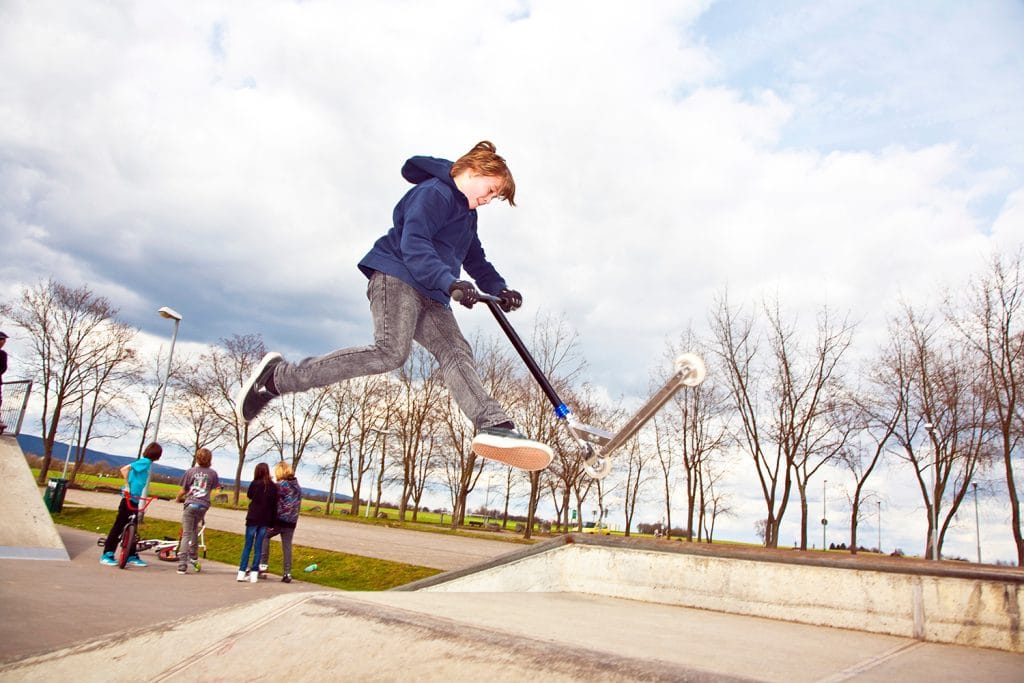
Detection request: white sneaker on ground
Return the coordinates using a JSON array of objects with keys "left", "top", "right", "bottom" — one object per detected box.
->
[
  {"left": 249, "top": 570, "right": 259, "bottom": 583},
  {"left": 236, "top": 570, "right": 248, "bottom": 582}
]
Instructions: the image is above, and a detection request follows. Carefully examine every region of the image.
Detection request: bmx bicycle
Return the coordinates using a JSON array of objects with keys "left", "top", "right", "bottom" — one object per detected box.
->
[
  {"left": 95, "top": 495, "right": 207, "bottom": 569},
  {"left": 95, "top": 492, "right": 158, "bottom": 569},
  {"left": 154, "top": 519, "right": 208, "bottom": 568}
]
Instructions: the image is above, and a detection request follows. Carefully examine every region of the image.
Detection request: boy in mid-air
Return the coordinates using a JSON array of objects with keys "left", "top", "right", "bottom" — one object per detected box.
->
[{"left": 237, "top": 141, "right": 551, "bottom": 471}]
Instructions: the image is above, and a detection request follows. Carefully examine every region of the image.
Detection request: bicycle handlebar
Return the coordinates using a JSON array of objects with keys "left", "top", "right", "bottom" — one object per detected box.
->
[{"left": 121, "top": 490, "right": 158, "bottom": 512}]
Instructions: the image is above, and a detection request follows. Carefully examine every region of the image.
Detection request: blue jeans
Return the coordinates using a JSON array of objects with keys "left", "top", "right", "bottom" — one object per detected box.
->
[
  {"left": 239, "top": 525, "right": 268, "bottom": 572},
  {"left": 273, "top": 271, "right": 507, "bottom": 430}
]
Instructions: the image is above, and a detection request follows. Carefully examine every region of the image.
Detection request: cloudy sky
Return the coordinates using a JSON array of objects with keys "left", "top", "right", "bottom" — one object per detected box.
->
[{"left": 2, "top": 1, "right": 1023, "bottom": 561}]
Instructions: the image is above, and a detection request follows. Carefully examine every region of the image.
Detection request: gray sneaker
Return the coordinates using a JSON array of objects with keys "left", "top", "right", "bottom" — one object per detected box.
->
[
  {"left": 471, "top": 425, "right": 553, "bottom": 471},
  {"left": 236, "top": 352, "right": 283, "bottom": 423}
]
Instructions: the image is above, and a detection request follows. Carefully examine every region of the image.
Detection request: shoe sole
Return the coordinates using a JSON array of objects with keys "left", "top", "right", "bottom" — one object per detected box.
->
[
  {"left": 471, "top": 435, "right": 553, "bottom": 471},
  {"left": 235, "top": 352, "right": 282, "bottom": 423}
]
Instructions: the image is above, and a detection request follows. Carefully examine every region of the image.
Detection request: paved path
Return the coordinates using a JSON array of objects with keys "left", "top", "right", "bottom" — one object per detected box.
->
[
  {"left": 0, "top": 526, "right": 321, "bottom": 663},
  {"left": 64, "top": 489, "right": 522, "bottom": 571}
]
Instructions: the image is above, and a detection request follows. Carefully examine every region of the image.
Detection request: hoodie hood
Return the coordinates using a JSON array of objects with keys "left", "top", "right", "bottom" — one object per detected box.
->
[{"left": 401, "top": 155, "right": 456, "bottom": 188}]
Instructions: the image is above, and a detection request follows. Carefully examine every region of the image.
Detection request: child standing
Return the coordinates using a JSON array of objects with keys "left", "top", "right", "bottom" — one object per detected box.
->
[
  {"left": 259, "top": 461, "right": 302, "bottom": 583},
  {"left": 237, "top": 141, "right": 552, "bottom": 471},
  {"left": 100, "top": 442, "right": 162, "bottom": 566},
  {"left": 174, "top": 447, "right": 221, "bottom": 574},
  {"left": 238, "top": 462, "right": 276, "bottom": 583}
]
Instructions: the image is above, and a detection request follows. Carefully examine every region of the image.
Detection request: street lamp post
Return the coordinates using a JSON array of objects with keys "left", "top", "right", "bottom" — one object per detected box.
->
[
  {"left": 140, "top": 306, "right": 181, "bottom": 521},
  {"left": 484, "top": 474, "right": 493, "bottom": 527},
  {"left": 925, "top": 423, "right": 939, "bottom": 560},
  {"left": 877, "top": 500, "right": 882, "bottom": 553},
  {"left": 973, "top": 482, "right": 981, "bottom": 564},
  {"left": 821, "top": 479, "right": 828, "bottom": 550},
  {"left": 152, "top": 306, "right": 182, "bottom": 444}
]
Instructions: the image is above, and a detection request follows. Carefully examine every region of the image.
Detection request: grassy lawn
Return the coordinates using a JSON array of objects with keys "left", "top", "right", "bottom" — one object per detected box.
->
[
  {"left": 54, "top": 506, "right": 442, "bottom": 591},
  {"left": 41, "top": 468, "right": 541, "bottom": 543}
]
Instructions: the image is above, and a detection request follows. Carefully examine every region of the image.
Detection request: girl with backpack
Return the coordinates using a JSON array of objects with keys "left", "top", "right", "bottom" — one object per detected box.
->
[{"left": 259, "top": 460, "right": 302, "bottom": 583}]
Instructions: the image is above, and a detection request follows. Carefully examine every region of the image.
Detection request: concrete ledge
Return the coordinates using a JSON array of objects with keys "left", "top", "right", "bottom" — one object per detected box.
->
[{"left": 404, "top": 534, "right": 1024, "bottom": 653}]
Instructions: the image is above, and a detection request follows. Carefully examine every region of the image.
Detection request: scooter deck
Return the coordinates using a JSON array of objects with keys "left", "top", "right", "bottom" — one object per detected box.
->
[{"left": 569, "top": 365, "right": 694, "bottom": 457}]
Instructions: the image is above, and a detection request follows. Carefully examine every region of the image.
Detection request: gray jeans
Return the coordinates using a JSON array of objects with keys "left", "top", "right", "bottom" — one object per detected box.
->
[
  {"left": 260, "top": 526, "right": 295, "bottom": 574},
  {"left": 273, "top": 271, "right": 507, "bottom": 430},
  {"left": 178, "top": 504, "right": 207, "bottom": 569}
]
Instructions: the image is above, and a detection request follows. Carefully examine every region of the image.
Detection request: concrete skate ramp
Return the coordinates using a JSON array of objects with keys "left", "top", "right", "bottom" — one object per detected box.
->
[
  {"left": 0, "top": 436, "right": 68, "bottom": 560},
  {"left": 400, "top": 534, "right": 1024, "bottom": 654},
  {"left": 2, "top": 531, "right": 1023, "bottom": 680},
  {"left": 4, "top": 582, "right": 1024, "bottom": 681}
]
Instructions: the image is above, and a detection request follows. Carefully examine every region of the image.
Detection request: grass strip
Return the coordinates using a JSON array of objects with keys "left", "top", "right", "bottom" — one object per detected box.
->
[{"left": 53, "top": 506, "right": 442, "bottom": 591}]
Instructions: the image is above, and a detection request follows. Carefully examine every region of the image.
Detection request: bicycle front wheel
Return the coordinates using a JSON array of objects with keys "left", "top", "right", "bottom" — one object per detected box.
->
[{"left": 118, "top": 524, "right": 135, "bottom": 569}]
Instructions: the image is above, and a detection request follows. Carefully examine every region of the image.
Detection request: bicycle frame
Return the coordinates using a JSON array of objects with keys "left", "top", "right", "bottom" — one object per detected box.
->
[{"left": 116, "top": 492, "right": 157, "bottom": 569}]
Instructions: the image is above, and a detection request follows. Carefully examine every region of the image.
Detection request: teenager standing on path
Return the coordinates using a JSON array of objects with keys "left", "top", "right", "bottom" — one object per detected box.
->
[
  {"left": 236, "top": 141, "right": 552, "bottom": 471},
  {"left": 237, "top": 462, "right": 276, "bottom": 583},
  {"left": 174, "top": 447, "right": 220, "bottom": 574},
  {"left": 258, "top": 461, "right": 302, "bottom": 583}
]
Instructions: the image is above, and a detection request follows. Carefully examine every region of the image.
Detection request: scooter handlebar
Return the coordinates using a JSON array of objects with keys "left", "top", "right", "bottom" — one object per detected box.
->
[{"left": 450, "top": 289, "right": 501, "bottom": 304}]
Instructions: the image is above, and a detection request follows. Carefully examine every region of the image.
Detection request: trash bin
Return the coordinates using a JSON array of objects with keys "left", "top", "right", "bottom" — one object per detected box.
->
[{"left": 43, "top": 478, "right": 68, "bottom": 513}]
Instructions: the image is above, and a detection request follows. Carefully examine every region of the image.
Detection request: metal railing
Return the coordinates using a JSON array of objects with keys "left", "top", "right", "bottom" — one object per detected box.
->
[{"left": 1, "top": 379, "right": 33, "bottom": 436}]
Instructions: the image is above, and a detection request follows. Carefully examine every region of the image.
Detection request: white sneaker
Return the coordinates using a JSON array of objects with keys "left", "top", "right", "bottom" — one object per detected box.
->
[
  {"left": 249, "top": 570, "right": 259, "bottom": 583},
  {"left": 258, "top": 563, "right": 268, "bottom": 572},
  {"left": 471, "top": 425, "right": 553, "bottom": 471},
  {"left": 236, "top": 570, "right": 248, "bottom": 582}
]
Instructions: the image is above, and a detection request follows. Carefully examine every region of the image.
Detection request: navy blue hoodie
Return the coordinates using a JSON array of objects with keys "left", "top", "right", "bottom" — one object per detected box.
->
[{"left": 358, "top": 155, "right": 507, "bottom": 305}]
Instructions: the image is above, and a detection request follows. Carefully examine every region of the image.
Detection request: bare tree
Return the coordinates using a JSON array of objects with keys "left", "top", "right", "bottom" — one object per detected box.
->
[
  {"left": 1, "top": 280, "right": 136, "bottom": 484},
  {"left": 701, "top": 472, "right": 734, "bottom": 543},
  {"left": 712, "top": 293, "right": 852, "bottom": 548},
  {"left": 168, "top": 358, "right": 230, "bottom": 466},
  {"left": 266, "top": 386, "right": 329, "bottom": 471},
  {"left": 392, "top": 345, "right": 444, "bottom": 521},
  {"left": 437, "top": 333, "right": 514, "bottom": 527},
  {"left": 886, "top": 302, "right": 994, "bottom": 559},
  {"left": 503, "top": 310, "right": 587, "bottom": 539},
  {"left": 657, "top": 331, "right": 729, "bottom": 541},
  {"left": 179, "top": 334, "right": 271, "bottom": 504},
  {"left": 838, "top": 331, "right": 908, "bottom": 553},
  {"left": 621, "top": 437, "right": 655, "bottom": 536},
  {"left": 949, "top": 248, "right": 1024, "bottom": 565},
  {"left": 65, "top": 322, "right": 137, "bottom": 482}
]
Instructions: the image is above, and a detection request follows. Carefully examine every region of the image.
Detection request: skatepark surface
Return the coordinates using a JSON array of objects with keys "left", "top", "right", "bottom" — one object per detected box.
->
[{"left": 2, "top": 435, "right": 1023, "bottom": 682}]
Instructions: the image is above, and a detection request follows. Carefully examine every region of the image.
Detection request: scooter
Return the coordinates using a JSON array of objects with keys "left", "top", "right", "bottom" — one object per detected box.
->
[{"left": 459, "top": 290, "right": 707, "bottom": 479}]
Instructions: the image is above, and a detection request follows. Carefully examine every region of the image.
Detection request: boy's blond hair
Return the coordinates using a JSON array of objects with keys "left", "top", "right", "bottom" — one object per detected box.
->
[
  {"left": 450, "top": 141, "right": 516, "bottom": 206},
  {"left": 274, "top": 460, "right": 294, "bottom": 480}
]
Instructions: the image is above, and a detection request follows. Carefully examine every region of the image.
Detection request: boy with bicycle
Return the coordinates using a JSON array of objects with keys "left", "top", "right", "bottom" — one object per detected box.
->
[{"left": 100, "top": 442, "right": 162, "bottom": 566}]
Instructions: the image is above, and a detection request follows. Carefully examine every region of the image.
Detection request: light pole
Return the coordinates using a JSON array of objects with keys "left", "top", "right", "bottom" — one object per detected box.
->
[
  {"left": 821, "top": 479, "right": 828, "bottom": 550},
  {"left": 877, "top": 500, "right": 882, "bottom": 553},
  {"left": 152, "top": 306, "right": 182, "bottom": 444},
  {"left": 925, "top": 423, "right": 939, "bottom": 560},
  {"left": 484, "top": 474, "right": 493, "bottom": 526},
  {"left": 973, "top": 482, "right": 981, "bottom": 564}
]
